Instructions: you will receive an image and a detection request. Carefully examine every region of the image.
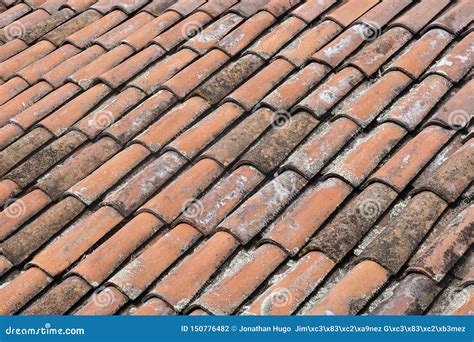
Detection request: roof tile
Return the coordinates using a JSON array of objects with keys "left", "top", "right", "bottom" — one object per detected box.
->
[
  {"left": 290, "top": 0, "right": 336, "bottom": 23},
  {"left": 29, "top": 206, "right": 123, "bottom": 276},
  {"left": 91, "top": 0, "right": 148, "bottom": 14},
  {"left": 0, "top": 39, "right": 28, "bottom": 63},
  {"left": 70, "top": 213, "right": 163, "bottom": 286},
  {"left": 360, "top": 191, "right": 448, "bottom": 274},
  {"left": 324, "top": 0, "right": 378, "bottom": 27},
  {"left": 39, "top": 0, "right": 68, "bottom": 13},
  {"left": 0, "top": 179, "right": 20, "bottom": 207},
  {"left": 303, "top": 260, "right": 389, "bottom": 315},
  {"left": 21, "top": 9, "right": 75, "bottom": 44},
  {"left": 389, "top": 0, "right": 450, "bottom": 33},
  {"left": 0, "top": 123, "right": 23, "bottom": 150},
  {"left": 0, "top": 77, "right": 28, "bottom": 105},
  {"left": 424, "top": 0, "right": 474, "bottom": 35},
  {"left": 102, "top": 151, "right": 185, "bottom": 215},
  {"left": 140, "top": 0, "right": 178, "bottom": 16},
  {"left": 226, "top": 0, "right": 271, "bottom": 18},
  {"left": 194, "top": 244, "right": 286, "bottom": 315},
  {"left": 74, "top": 286, "right": 128, "bottom": 315},
  {"left": 0, "top": 255, "right": 13, "bottom": 277},
  {"left": 131, "top": 297, "right": 175, "bottom": 316},
  {"left": 356, "top": 0, "right": 411, "bottom": 27},
  {"left": 245, "top": 251, "right": 334, "bottom": 315},
  {"left": 1, "top": 9, "right": 50, "bottom": 42},
  {"left": 140, "top": 158, "right": 223, "bottom": 223},
  {"left": 0, "top": 3, "right": 31, "bottom": 29},
  {"left": 177, "top": 165, "right": 264, "bottom": 235},
  {"left": 262, "top": 178, "right": 352, "bottom": 255},
  {"left": 198, "top": 0, "right": 238, "bottom": 18},
  {"left": 108, "top": 223, "right": 201, "bottom": 299},
  {"left": 167, "top": 0, "right": 206, "bottom": 16},
  {"left": 150, "top": 231, "right": 239, "bottom": 311}
]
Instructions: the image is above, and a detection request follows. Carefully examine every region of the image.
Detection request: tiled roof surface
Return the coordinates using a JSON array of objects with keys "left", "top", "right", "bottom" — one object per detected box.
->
[{"left": 0, "top": 0, "right": 472, "bottom": 316}]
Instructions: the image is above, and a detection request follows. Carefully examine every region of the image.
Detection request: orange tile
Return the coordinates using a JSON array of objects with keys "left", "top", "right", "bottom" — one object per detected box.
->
[
  {"left": 0, "top": 124, "right": 23, "bottom": 150},
  {"left": 74, "top": 287, "right": 128, "bottom": 315},
  {"left": 325, "top": 0, "right": 378, "bottom": 27},
  {"left": 0, "top": 179, "right": 20, "bottom": 208},
  {"left": 0, "top": 77, "right": 28, "bottom": 106},
  {"left": 0, "top": 39, "right": 28, "bottom": 63},
  {"left": 390, "top": 0, "right": 449, "bottom": 33},
  {"left": 131, "top": 298, "right": 175, "bottom": 316}
]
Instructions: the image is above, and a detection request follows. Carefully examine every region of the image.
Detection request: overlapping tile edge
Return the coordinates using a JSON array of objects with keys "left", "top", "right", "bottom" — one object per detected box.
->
[{"left": 0, "top": 0, "right": 472, "bottom": 316}]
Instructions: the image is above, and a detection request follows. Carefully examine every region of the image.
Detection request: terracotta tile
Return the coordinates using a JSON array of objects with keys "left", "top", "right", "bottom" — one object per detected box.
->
[
  {"left": 360, "top": 191, "right": 448, "bottom": 274},
  {"left": 95, "top": 12, "right": 154, "bottom": 50},
  {"left": 194, "top": 54, "right": 264, "bottom": 104},
  {"left": 425, "top": 0, "right": 473, "bottom": 35},
  {"left": 69, "top": 44, "right": 134, "bottom": 89},
  {"left": 178, "top": 165, "right": 264, "bottom": 235},
  {"left": 277, "top": 20, "right": 342, "bottom": 67},
  {"left": 22, "top": 276, "right": 91, "bottom": 315},
  {"left": 36, "top": 137, "right": 120, "bottom": 200},
  {"left": 153, "top": 12, "right": 212, "bottom": 51},
  {"left": 0, "top": 179, "right": 20, "bottom": 208},
  {"left": 123, "top": 11, "right": 181, "bottom": 50},
  {"left": 167, "top": 0, "right": 206, "bottom": 16},
  {"left": 1, "top": 10, "right": 50, "bottom": 43},
  {"left": 261, "top": 63, "right": 329, "bottom": 110},
  {"left": 188, "top": 308, "right": 208, "bottom": 315},
  {"left": 105, "top": 90, "right": 176, "bottom": 143},
  {"left": 99, "top": 45, "right": 164, "bottom": 88},
  {"left": 199, "top": 0, "right": 237, "bottom": 17},
  {"left": 290, "top": 0, "right": 335, "bottom": 23},
  {"left": 325, "top": 123, "right": 406, "bottom": 187},
  {"left": 108, "top": 223, "right": 201, "bottom": 299},
  {"left": 39, "top": 83, "right": 111, "bottom": 136},
  {"left": 0, "top": 255, "right": 13, "bottom": 277},
  {"left": 239, "top": 111, "right": 319, "bottom": 174},
  {"left": 262, "top": 178, "right": 352, "bottom": 256},
  {"left": 417, "top": 139, "right": 473, "bottom": 203},
  {"left": 378, "top": 75, "right": 452, "bottom": 131},
  {"left": 304, "top": 260, "right": 389, "bottom": 315},
  {"left": 92, "top": 0, "right": 148, "bottom": 14},
  {"left": 226, "top": 59, "right": 294, "bottom": 110},
  {"left": 141, "top": 0, "right": 177, "bottom": 16},
  {"left": 103, "top": 151, "right": 186, "bottom": 215},
  {"left": 74, "top": 286, "right": 128, "bottom": 315},
  {"left": 246, "top": 16, "right": 305, "bottom": 60},
  {"left": 0, "top": 81, "right": 53, "bottom": 126},
  {"left": 245, "top": 251, "right": 335, "bottom": 315},
  {"left": 218, "top": 11, "right": 275, "bottom": 55},
  {"left": 184, "top": 13, "right": 243, "bottom": 54},
  {"left": 0, "top": 41, "right": 54, "bottom": 80},
  {"left": 21, "top": 8, "right": 75, "bottom": 45},
  {"left": 30, "top": 206, "right": 123, "bottom": 276},
  {"left": 348, "top": 27, "right": 412, "bottom": 76},
  {"left": 24, "top": 0, "right": 47, "bottom": 8},
  {"left": 324, "top": 0, "right": 378, "bottom": 27},
  {"left": 226, "top": 0, "right": 270, "bottom": 17},
  {"left": 387, "top": 29, "right": 453, "bottom": 78},
  {"left": 427, "top": 79, "right": 473, "bottom": 130},
  {"left": 453, "top": 250, "right": 474, "bottom": 286},
  {"left": 0, "top": 127, "right": 53, "bottom": 177},
  {"left": 41, "top": 45, "right": 106, "bottom": 87},
  {"left": 163, "top": 49, "right": 229, "bottom": 98},
  {"left": 306, "top": 182, "right": 397, "bottom": 262},
  {"left": 0, "top": 123, "right": 23, "bottom": 150},
  {"left": 140, "top": 159, "right": 223, "bottom": 223},
  {"left": 0, "top": 39, "right": 27, "bottom": 63},
  {"left": 370, "top": 126, "right": 453, "bottom": 192},
  {"left": 442, "top": 286, "right": 474, "bottom": 315},
  {"left": 428, "top": 32, "right": 474, "bottom": 82},
  {"left": 295, "top": 67, "right": 364, "bottom": 118},
  {"left": 16, "top": 44, "right": 80, "bottom": 84},
  {"left": 0, "top": 267, "right": 51, "bottom": 315},
  {"left": 71, "top": 213, "right": 163, "bottom": 286},
  {"left": 312, "top": 25, "right": 366, "bottom": 68},
  {"left": 62, "top": 0, "right": 99, "bottom": 12},
  {"left": 67, "top": 144, "right": 149, "bottom": 205},
  {"left": 39, "top": 0, "right": 68, "bottom": 13},
  {"left": 0, "top": 4, "right": 30, "bottom": 29},
  {"left": 335, "top": 71, "right": 412, "bottom": 127},
  {"left": 356, "top": 0, "right": 411, "bottom": 27},
  {"left": 6, "top": 131, "right": 86, "bottom": 188},
  {"left": 72, "top": 87, "right": 145, "bottom": 138},
  {"left": 261, "top": 0, "right": 302, "bottom": 17},
  {"left": 12, "top": 83, "right": 82, "bottom": 129},
  {"left": 370, "top": 273, "right": 440, "bottom": 315},
  {"left": 408, "top": 205, "right": 473, "bottom": 282},
  {"left": 0, "top": 77, "right": 28, "bottom": 105},
  {"left": 390, "top": 0, "right": 450, "bottom": 33},
  {"left": 0, "top": 189, "right": 51, "bottom": 240},
  {"left": 0, "top": 196, "right": 84, "bottom": 266},
  {"left": 219, "top": 171, "right": 306, "bottom": 244},
  {"left": 202, "top": 108, "right": 275, "bottom": 166},
  {"left": 166, "top": 102, "right": 244, "bottom": 159},
  {"left": 150, "top": 231, "right": 239, "bottom": 311},
  {"left": 43, "top": 9, "right": 102, "bottom": 46},
  {"left": 131, "top": 298, "right": 175, "bottom": 316},
  {"left": 135, "top": 96, "right": 210, "bottom": 151},
  {"left": 194, "top": 244, "right": 286, "bottom": 315},
  {"left": 65, "top": 10, "right": 127, "bottom": 49},
  {"left": 129, "top": 48, "right": 197, "bottom": 94}
]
